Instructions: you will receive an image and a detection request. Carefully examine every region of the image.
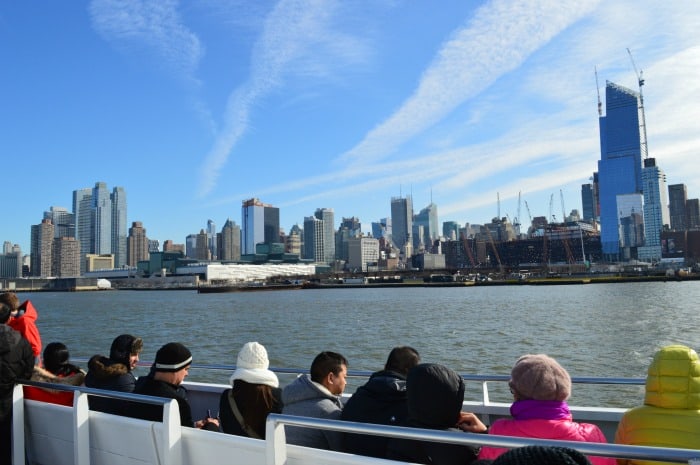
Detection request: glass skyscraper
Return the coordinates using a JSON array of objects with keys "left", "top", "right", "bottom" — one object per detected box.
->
[
  {"left": 390, "top": 196, "right": 413, "bottom": 252},
  {"left": 241, "top": 198, "right": 279, "bottom": 255},
  {"left": 597, "top": 81, "right": 644, "bottom": 259}
]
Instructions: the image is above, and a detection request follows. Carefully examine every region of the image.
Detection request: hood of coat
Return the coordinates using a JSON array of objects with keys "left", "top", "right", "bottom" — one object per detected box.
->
[
  {"left": 31, "top": 365, "right": 86, "bottom": 392},
  {"left": 282, "top": 374, "right": 342, "bottom": 407},
  {"left": 406, "top": 363, "right": 464, "bottom": 429},
  {"left": 87, "top": 355, "right": 129, "bottom": 380},
  {"left": 645, "top": 344, "right": 700, "bottom": 410},
  {"left": 361, "top": 370, "right": 407, "bottom": 398}
]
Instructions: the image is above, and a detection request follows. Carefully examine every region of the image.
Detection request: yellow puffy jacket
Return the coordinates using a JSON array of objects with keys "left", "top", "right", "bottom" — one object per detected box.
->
[{"left": 614, "top": 344, "right": 700, "bottom": 465}]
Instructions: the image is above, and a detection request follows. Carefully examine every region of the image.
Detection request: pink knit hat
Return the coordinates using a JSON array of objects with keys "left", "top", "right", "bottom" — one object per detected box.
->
[{"left": 509, "top": 354, "right": 571, "bottom": 401}]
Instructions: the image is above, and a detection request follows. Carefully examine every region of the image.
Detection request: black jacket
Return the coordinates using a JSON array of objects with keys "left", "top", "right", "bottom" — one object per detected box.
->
[
  {"left": 0, "top": 325, "right": 34, "bottom": 415},
  {"left": 218, "top": 386, "right": 282, "bottom": 438},
  {"left": 341, "top": 369, "right": 409, "bottom": 458},
  {"left": 84, "top": 355, "right": 136, "bottom": 414},
  {"left": 386, "top": 363, "right": 480, "bottom": 465}
]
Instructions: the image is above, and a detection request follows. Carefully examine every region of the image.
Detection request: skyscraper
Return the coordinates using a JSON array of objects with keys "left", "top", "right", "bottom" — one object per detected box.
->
[
  {"left": 314, "top": 208, "right": 335, "bottom": 264},
  {"left": 241, "top": 198, "right": 280, "bottom": 255},
  {"left": 43, "top": 206, "right": 74, "bottom": 239},
  {"left": 391, "top": 195, "right": 413, "bottom": 254},
  {"left": 218, "top": 219, "right": 241, "bottom": 261},
  {"left": 597, "top": 81, "right": 644, "bottom": 259},
  {"left": 668, "top": 184, "right": 688, "bottom": 231},
  {"left": 303, "top": 215, "right": 325, "bottom": 263},
  {"left": 73, "top": 188, "right": 93, "bottom": 273},
  {"left": 639, "top": 158, "right": 669, "bottom": 261},
  {"left": 413, "top": 203, "right": 438, "bottom": 250},
  {"left": 30, "top": 219, "right": 54, "bottom": 277},
  {"left": 207, "top": 219, "right": 217, "bottom": 260},
  {"left": 127, "top": 221, "right": 149, "bottom": 266},
  {"left": 111, "top": 186, "right": 127, "bottom": 267}
]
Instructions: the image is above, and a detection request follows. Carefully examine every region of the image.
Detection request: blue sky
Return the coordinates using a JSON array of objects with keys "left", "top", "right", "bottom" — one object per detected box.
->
[{"left": 2, "top": 1, "right": 700, "bottom": 253}]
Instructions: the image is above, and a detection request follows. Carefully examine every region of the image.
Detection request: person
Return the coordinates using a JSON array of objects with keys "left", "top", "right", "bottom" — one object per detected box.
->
[
  {"left": 24, "top": 342, "right": 85, "bottom": 406},
  {"left": 484, "top": 445, "right": 593, "bottom": 465},
  {"left": 0, "top": 291, "right": 42, "bottom": 364},
  {"left": 219, "top": 341, "right": 282, "bottom": 438},
  {"left": 133, "top": 342, "right": 218, "bottom": 430},
  {"left": 386, "top": 363, "right": 484, "bottom": 465},
  {"left": 281, "top": 351, "right": 348, "bottom": 450},
  {"left": 478, "top": 354, "right": 614, "bottom": 465},
  {"left": 84, "top": 334, "right": 143, "bottom": 414},
  {"left": 614, "top": 344, "right": 700, "bottom": 465},
  {"left": 0, "top": 302, "right": 34, "bottom": 465},
  {"left": 341, "top": 346, "right": 421, "bottom": 458}
]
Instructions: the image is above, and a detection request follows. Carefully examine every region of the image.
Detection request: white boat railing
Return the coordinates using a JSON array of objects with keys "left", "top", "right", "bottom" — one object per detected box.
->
[{"left": 265, "top": 413, "right": 700, "bottom": 465}]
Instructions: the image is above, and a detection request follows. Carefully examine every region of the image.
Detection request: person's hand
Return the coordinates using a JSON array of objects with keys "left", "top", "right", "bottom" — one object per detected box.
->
[
  {"left": 456, "top": 411, "right": 487, "bottom": 433},
  {"left": 195, "top": 417, "right": 220, "bottom": 429}
]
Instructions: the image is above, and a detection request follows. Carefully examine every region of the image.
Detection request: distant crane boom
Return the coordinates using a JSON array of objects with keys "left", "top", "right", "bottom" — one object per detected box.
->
[
  {"left": 560, "top": 189, "right": 566, "bottom": 223},
  {"left": 595, "top": 66, "right": 602, "bottom": 116},
  {"left": 627, "top": 48, "right": 649, "bottom": 159}
]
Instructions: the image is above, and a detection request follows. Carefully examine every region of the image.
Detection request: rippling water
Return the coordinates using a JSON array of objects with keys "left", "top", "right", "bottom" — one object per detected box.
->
[{"left": 23, "top": 281, "right": 700, "bottom": 408}]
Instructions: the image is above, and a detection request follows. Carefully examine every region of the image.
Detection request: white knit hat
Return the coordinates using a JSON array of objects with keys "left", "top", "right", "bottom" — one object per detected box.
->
[{"left": 229, "top": 342, "right": 279, "bottom": 388}]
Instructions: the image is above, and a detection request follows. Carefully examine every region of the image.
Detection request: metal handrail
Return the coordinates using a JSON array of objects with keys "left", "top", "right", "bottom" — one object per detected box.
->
[
  {"left": 265, "top": 414, "right": 700, "bottom": 464},
  {"left": 69, "top": 358, "right": 646, "bottom": 385},
  {"left": 20, "top": 378, "right": 178, "bottom": 405}
]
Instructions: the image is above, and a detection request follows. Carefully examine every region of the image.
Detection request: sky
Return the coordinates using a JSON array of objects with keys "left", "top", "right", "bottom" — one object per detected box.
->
[{"left": 2, "top": 1, "right": 700, "bottom": 254}]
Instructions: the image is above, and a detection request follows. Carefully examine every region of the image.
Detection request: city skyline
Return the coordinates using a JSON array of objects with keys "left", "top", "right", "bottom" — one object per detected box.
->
[{"left": 2, "top": 2, "right": 700, "bottom": 253}]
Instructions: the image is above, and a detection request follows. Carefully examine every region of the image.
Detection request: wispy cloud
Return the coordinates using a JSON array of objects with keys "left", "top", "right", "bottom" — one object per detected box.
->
[
  {"left": 335, "top": 0, "right": 600, "bottom": 165},
  {"left": 196, "top": 0, "right": 369, "bottom": 198},
  {"left": 89, "top": 0, "right": 203, "bottom": 84}
]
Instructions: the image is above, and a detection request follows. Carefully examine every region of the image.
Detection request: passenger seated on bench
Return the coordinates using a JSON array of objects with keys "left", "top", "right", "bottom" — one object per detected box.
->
[
  {"left": 478, "top": 354, "right": 614, "bottom": 465},
  {"left": 282, "top": 351, "right": 348, "bottom": 450},
  {"left": 133, "top": 342, "right": 219, "bottom": 430},
  {"left": 24, "top": 342, "right": 85, "bottom": 406},
  {"left": 84, "top": 334, "right": 142, "bottom": 414},
  {"left": 341, "top": 346, "right": 420, "bottom": 458},
  {"left": 615, "top": 344, "right": 700, "bottom": 465},
  {"left": 386, "top": 363, "right": 485, "bottom": 465},
  {"left": 219, "top": 342, "right": 281, "bottom": 439}
]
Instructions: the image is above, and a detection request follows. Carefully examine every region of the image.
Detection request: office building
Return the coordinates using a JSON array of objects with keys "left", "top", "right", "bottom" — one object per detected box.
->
[
  {"left": 668, "top": 184, "right": 687, "bottom": 231},
  {"left": 597, "top": 81, "right": 644, "bottom": 259},
  {"left": 30, "top": 219, "right": 54, "bottom": 277},
  {"left": 207, "top": 219, "right": 217, "bottom": 260},
  {"left": 688, "top": 199, "right": 700, "bottom": 230},
  {"left": 391, "top": 195, "right": 413, "bottom": 254},
  {"left": 443, "top": 221, "right": 461, "bottom": 241},
  {"left": 43, "top": 206, "right": 75, "bottom": 239},
  {"left": 218, "top": 219, "right": 241, "bottom": 261},
  {"left": 371, "top": 218, "right": 391, "bottom": 241},
  {"left": 638, "top": 158, "right": 669, "bottom": 261},
  {"left": 195, "top": 229, "right": 209, "bottom": 260},
  {"left": 52, "top": 236, "right": 80, "bottom": 277},
  {"left": 347, "top": 237, "right": 380, "bottom": 272},
  {"left": 413, "top": 202, "right": 438, "bottom": 250},
  {"left": 336, "top": 217, "right": 361, "bottom": 263},
  {"left": 241, "top": 198, "right": 280, "bottom": 255},
  {"left": 314, "top": 208, "right": 335, "bottom": 264},
  {"left": 127, "top": 221, "right": 150, "bottom": 267},
  {"left": 617, "top": 193, "right": 644, "bottom": 250},
  {"left": 303, "top": 216, "right": 325, "bottom": 263},
  {"left": 111, "top": 186, "right": 127, "bottom": 267},
  {"left": 286, "top": 224, "right": 303, "bottom": 256}
]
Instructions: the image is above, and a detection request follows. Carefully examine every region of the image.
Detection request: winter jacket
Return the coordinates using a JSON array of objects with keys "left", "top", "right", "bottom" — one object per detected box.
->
[
  {"left": 1, "top": 324, "right": 34, "bottom": 412},
  {"left": 341, "top": 369, "right": 409, "bottom": 458},
  {"left": 133, "top": 376, "right": 218, "bottom": 431},
  {"left": 281, "top": 374, "right": 344, "bottom": 450},
  {"left": 386, "top": 363, "right": 480, "bottom": 465},
  {"left": 478, "top": 401, "right": 614, "bottom": 465},
  {"left": 84, "top": 354, "right": 136, "bottom": 414},
  {"left": 8, "top": 300, "right": 42, "bottom": 360},
  {"left": 24, "top": 365, "right": 85, "bottom": 406},
  {"left": 219, "top": 384, "right": 282, "bottom": 438},
  {"left": 615, "top": 344, "right": 700, "bottom": 465},
  {"left": 1, "top": 324, "right": 34, "bottom": 465}
]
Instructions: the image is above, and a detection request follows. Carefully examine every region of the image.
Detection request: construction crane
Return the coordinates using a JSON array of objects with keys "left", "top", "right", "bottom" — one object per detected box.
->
[
  {"left": 460, "top": 232, "right": 476, "bottom": 268},
  {"left": 549, "top": 193, "right": 555, "bottom": 223},
  {"left": 513, "top": 191, "right": 522, "bottom": 236},
  {"left": 560, "top": 189, "right": 567, "bottom": 223},
  {"left": 483, "top": 226, "right": 503, "bottom": 274},
  {"left": 524, "top": 200, "right": 533, "bottom": 236},
  {"left": 627, "top": 48, "right": 649, "bottom": 159},
  {"left": 595, "top": 66, "right": 602, "bottom": 117},
  {"left": 497, "top": 192, "right": 501, "bottom": 220}
]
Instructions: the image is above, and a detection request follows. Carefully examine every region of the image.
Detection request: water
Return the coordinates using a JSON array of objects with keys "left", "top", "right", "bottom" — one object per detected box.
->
[{"left": 21, "top": 281, "right": 700, "bottom": 408}]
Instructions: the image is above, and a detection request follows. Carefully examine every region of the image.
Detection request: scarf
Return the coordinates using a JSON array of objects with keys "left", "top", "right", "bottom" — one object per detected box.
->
[{"left": 510, "top": 399, "right": 572, "bottom": 421}]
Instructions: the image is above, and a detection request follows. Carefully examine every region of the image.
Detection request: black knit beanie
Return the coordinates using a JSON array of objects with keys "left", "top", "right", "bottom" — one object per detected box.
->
[
  {"left": 492, "top": 446, "right": 592, "bottom": 465},
  {"left": 154, "top": 342, "right": 192, "bottom": 372}
]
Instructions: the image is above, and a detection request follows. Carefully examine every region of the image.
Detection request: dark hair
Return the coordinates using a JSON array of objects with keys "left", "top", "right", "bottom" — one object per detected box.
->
[
  {"left": 0, "top": 292, "right": 19, "bottom": 311},
  {"left": 310, "top": 351, "right": 348, "bottom": 383},
  {"left": 0, "top": 303, "right": 11, "bottom": 324},
  {"left": 385, "top": 346, "right": 420, "bottom": 376},
  {"left": 43, "top": 342, "right": 81, "bottom": 376},
  {"left": 110, "top": 334, "right": 143, "bottom": 369},
  {"left": 231, "top": 379, "right": 279, "bottom": 438},
  {"left": 492, "top": 446, "right": 592, "bottom": 465}
]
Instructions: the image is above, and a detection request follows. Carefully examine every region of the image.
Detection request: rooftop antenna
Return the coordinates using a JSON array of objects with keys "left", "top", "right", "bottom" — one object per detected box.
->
[
  {"left": 497, "top": 192, "right": 501, "bottom": 220},
  {"left": 594, "top": 66, "right": 602, "bottom": 116},
  {"left": 627, "top": 48, "right": 649, "bottom": 159}
]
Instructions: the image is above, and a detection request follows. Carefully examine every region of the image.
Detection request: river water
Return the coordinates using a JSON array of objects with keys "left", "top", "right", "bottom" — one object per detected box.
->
[{"left": 22, "top": 281, "right": 700, "bottom": 409}]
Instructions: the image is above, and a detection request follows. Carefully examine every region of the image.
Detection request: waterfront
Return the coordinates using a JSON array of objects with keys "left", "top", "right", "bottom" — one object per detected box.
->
[{"left": 23, "top": 281, "right": 700, "bottom": 408}]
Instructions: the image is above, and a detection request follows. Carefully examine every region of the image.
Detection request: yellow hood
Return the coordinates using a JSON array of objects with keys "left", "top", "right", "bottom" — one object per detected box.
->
[{"left": 644, "top": 344, "right": 700, "bottom": 409}]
